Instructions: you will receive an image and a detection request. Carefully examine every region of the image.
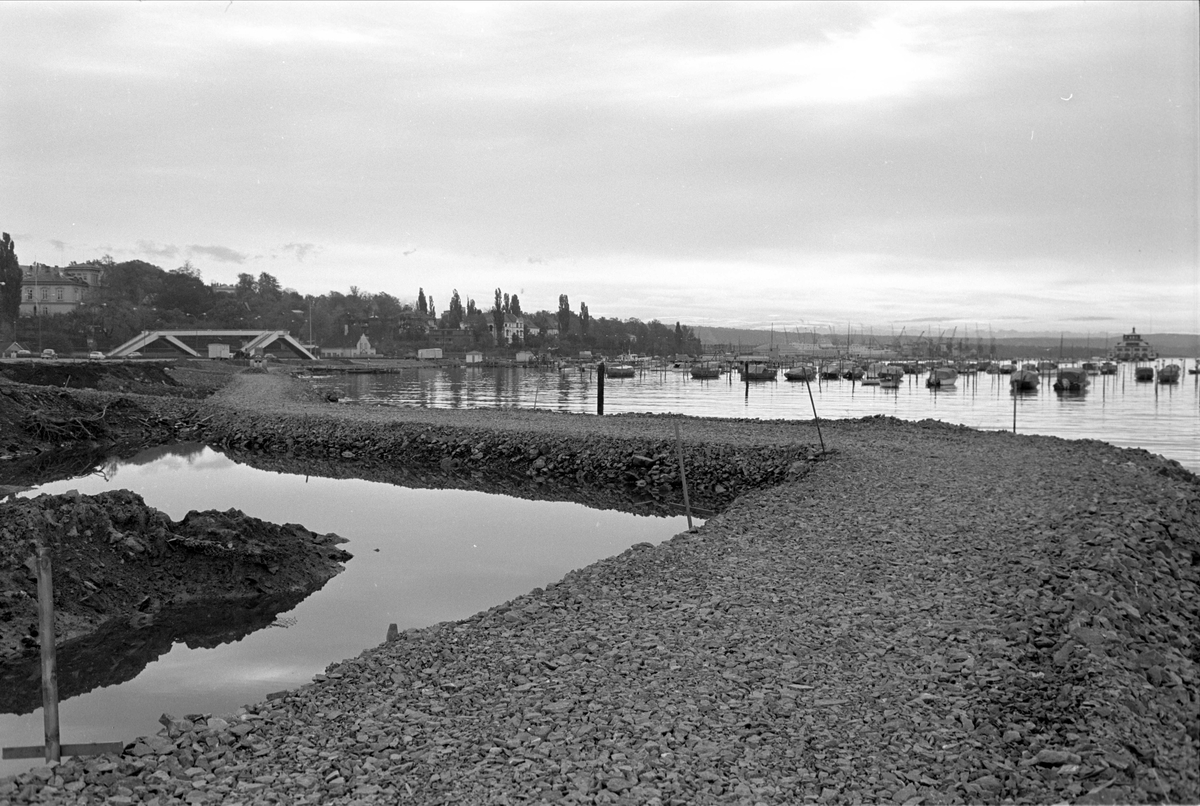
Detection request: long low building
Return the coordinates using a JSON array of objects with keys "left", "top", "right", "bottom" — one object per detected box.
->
[{"left": 107, "top": 330, "right": 316, "bottom": 360}]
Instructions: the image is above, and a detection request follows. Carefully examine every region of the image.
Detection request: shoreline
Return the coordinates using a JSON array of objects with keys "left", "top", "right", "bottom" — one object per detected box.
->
[{"left": 0, "top": 369, "right": 1196, "bottom": 804}]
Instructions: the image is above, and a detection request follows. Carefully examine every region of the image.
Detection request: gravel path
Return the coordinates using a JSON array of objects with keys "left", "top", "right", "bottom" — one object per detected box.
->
[{"left": 2, "top": 371, "right": 1196, "bottom": 805}]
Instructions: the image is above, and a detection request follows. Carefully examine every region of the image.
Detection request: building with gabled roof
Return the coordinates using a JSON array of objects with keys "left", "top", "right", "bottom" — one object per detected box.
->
[
  {"left": 107, "top": 330, "right": 317, "bottom": 359},
  {"left": 18, "top": 264, "right": 93, "bottom": 317}
]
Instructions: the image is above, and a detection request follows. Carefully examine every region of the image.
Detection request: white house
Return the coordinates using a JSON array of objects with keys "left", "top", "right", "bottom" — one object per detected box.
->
[{"left": 322, "top": 330, "right": 376, "bottom": 358}]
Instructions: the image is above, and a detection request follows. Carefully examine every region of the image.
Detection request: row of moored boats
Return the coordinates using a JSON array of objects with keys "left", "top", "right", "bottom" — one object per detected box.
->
[{"left": 592, "top": 357, "right": 1191, "bottom": 391}]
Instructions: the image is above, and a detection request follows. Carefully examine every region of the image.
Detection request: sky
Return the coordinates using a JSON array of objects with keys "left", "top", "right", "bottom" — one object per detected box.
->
[{"left": 2, "top": 1, "right": 1198, "bottom": 334}]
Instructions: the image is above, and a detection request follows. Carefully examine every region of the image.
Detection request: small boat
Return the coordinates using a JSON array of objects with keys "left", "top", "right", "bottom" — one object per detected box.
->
[
  {"left": 604, "top": 364, "right": 636, "bottom": 378},
  {"left": 997, "top": 363, "right": 1016, "bottom": 374},
  {"left": 878, "top": 365, "right": 905, "bottom": 389},
  {"left": 1010, "top": 369, "right": 1040, "bottom": 391},
  {"left": 690, "top": 361, "right": 721, "bottom": 380},
  {"left": 1053, "top": 367, "right": 1090, "bottom": 392},
  {"left": 1099, "top": 362, "right": 1118, "bottom": 375},
  {"left": 1134, "top": 367, "right": 1154, "bottom": 382},
  {"left": 1081, "top": 362, "right": 1098, "bottom": 374},
  {"left": 861, "top": 362, "right": 888, "bottom": 385},
  {"left": 783, "top": 364, "right": 816, "bottom": 381},
  {"left": 739, "top": 361, "right": 778, "bottom": 381},
  {"left": 925, "top": 366, "right": 958, "bottom": 388},
  {"left": 818, "top": 362, "right": 842, "bottom": 380},
  {"left": 1157, "top": 365, "right": 1181, "bottom": 384},
  {"left": 663, "top": 360, "right": 691, "bottom": 373}
]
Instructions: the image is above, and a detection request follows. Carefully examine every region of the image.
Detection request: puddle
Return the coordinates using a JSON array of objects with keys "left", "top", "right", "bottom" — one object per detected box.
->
[{"left": 1, "top": 444, "right": 693, "bottom": 775}]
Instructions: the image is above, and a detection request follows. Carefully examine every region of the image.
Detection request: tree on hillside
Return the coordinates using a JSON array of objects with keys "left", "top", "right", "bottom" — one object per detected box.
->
[
  {"left": 492, "top": 288, "right": 505, "bottom": 346},
  {"left": 428, "top": 296, "right": 435, "bottom": 318},
  {"left": 0, "top": 233, "right": 21, "bottom": 337},
  {"left": 257, "top": 272, "right": 282, "bottom": 300},
  {"left": 417, "top": 287, "right": 427, "bottom": 314},
  {"left": 466, "top": 297, "right": 477, "bottom": 317},
  {"left": 557, "top": 294, "right": 571, "bottom": 336},
  {"left": 503, "top": 292, "right": 510, "bottom": 314},
  {"left": 235, "top": 273, "right": 257, "bottom": 298},
  {"left": 510, "top": 294, "right": 522, "bottom": 317},
  {"left": 580, "top": 301, "right": 590, "bottom": 337},
  {"left": 674, "top": 321, "right": 683, "bottom": 353},
  {"left": 448, "top": 289, "right": 464, "bottom": 328},
  {"left": 157, "top": 269, "right": 210, "bottom": 317}
]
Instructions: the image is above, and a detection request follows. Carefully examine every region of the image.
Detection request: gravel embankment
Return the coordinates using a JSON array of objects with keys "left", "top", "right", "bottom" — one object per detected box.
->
[{"left": 1, "top": 370, "right": 1197, "bottom": 805}]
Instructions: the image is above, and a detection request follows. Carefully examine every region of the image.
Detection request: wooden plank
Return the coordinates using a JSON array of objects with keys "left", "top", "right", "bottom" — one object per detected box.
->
[{"left": 3, "top": 741, "right": 124, "bottom": 760}]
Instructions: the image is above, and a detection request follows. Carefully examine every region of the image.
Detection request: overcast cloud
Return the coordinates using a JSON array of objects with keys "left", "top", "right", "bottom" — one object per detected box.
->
[{"left": 2, "top": 1, "right": 1196, "bottom": 332}]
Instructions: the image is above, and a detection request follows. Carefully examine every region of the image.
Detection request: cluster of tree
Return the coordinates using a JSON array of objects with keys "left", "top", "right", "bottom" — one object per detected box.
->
[
  {"left": 10, "top": 250, "right": 703, "bottom": 357},
  {"left": 0, "top": 233, "right": 21, "bottom": 337}
]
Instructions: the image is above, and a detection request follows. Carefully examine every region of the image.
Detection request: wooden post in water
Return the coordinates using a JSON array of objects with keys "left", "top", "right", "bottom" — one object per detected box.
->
[
  {"left": 1012, "top": 388, "right": 1017, "bottom": 434},
  {"left": 596, "top": 361, "right": 605, "bottom": 416},
  {"left": 673, "top": 418, "right": 695, "bottom": 532},
  {"left": 3, "top": 554, "right": 122, "bottom": 762},
  {"left": 35, "top": 547, "right": 60, "bottom": 763}
]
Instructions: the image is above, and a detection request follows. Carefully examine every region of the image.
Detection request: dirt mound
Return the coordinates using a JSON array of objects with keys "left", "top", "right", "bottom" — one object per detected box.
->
[
  {"left": 0, "top": 361, "right": 183, "bottom": 394},
  {"left": 0, "top": 489, "right": 352, "bottom": 664}
]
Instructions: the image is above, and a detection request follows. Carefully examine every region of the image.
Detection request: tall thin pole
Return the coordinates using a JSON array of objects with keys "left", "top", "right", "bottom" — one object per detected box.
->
[
  {"left": 597, "top": 361, "right": 605, "bottom": 415},
  {"left": 803, "top": 372, "right": 826, "bottom": 452},
  {"left": 34, "top": 546, "right": 60, "bottom": 762},
  {"left": 673, "top": 418, "right": 695, "bottom": 532}
]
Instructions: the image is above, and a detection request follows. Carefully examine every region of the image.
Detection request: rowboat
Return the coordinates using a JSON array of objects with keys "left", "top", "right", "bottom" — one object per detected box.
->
[
  {"left": 690, "top": 361, "right": 721, "bottom": 380},
  {"left": 604, "top": 364, "right": 636, "bottom": 378}
]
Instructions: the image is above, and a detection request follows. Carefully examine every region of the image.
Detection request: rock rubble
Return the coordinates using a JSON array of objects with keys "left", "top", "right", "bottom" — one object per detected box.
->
[{"left": 0, "top": 370, "right": 1196, "bottom": 804}]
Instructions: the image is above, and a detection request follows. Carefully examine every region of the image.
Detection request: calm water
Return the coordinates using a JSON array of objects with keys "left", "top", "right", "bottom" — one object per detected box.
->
[
  {"left": 323, "top": 362, "right": 1200, "bottom": 473},
  {"left": 1, "top": 446, "right": 691, "bottom": 775}
]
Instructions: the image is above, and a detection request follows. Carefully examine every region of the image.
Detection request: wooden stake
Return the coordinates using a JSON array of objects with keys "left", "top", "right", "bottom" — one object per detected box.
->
[
  {"left": 597, "top": 362, "right": 605, "bottom": 415},
  {"left": 673, "top": 418, "right": 695, "bottom": 532},
  {"left": 802, "top": 373, "right": 826, "bottom": 452},
  {"left": 35, "top": 547, "right": 60, "bottom": 763}
]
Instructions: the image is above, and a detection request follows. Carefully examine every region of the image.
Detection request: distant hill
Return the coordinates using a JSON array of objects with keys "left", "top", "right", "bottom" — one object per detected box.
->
[{"left": 693, "top": 327, "right": 1200, "bottom": 358}]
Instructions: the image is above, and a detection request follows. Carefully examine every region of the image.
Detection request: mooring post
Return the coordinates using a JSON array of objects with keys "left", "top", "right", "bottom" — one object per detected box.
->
[
  {"left": 34, "top": 546, "right": 60, "bottom": 763},
  {"left": 597, "top": 361, "right": 605, "bottom": 415},
  {"left": 1012, "top": 388, "right": 1017, "bottom": 434},
  {"left": 673, "top": 418, "right": 695, "bottom": 532}
]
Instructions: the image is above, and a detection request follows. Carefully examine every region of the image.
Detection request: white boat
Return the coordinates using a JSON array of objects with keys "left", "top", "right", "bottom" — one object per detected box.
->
[{"left": 604, "top": 364, "right": 636, "bottom": 378}]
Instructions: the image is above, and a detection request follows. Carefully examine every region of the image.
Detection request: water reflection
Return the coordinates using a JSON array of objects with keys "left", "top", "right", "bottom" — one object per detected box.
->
[
  {"left": 1, "top": 444, "right": 690, "bottom": 775},
  {"left": 326, "top": 363, "right": 1199, "bottom": 471},
  {"left": 0, "top": 589, "right": 317, "bottom": 715}
]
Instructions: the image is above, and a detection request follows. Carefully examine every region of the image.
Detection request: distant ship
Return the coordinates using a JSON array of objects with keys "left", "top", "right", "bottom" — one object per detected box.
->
[{"left": 1108, "top": 328, "right": 1158, "bottom": 362}]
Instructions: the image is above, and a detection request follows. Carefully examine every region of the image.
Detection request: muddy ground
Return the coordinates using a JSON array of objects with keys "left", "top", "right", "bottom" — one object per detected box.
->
[{"left": 0, "top": 490, "right": 351, "bottom": 694}]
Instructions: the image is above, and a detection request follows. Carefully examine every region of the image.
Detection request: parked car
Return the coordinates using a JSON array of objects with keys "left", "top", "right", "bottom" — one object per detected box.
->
[
  {"left": 88, "top": 351, "right": 106, "bottom": 360},
  {"left": 128, "top": 352, "right": 143, "bottom": 358},
  {"left": 16, "top": 349, "right": 32, "bottom": 358},
  {"left": 41, "top": 349, "right": 56, "bottom": 359}
]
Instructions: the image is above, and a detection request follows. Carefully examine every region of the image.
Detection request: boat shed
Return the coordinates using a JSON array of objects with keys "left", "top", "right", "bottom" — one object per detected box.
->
[{"left": 107, "top": 330, "right": 316, "bottom": 360}]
